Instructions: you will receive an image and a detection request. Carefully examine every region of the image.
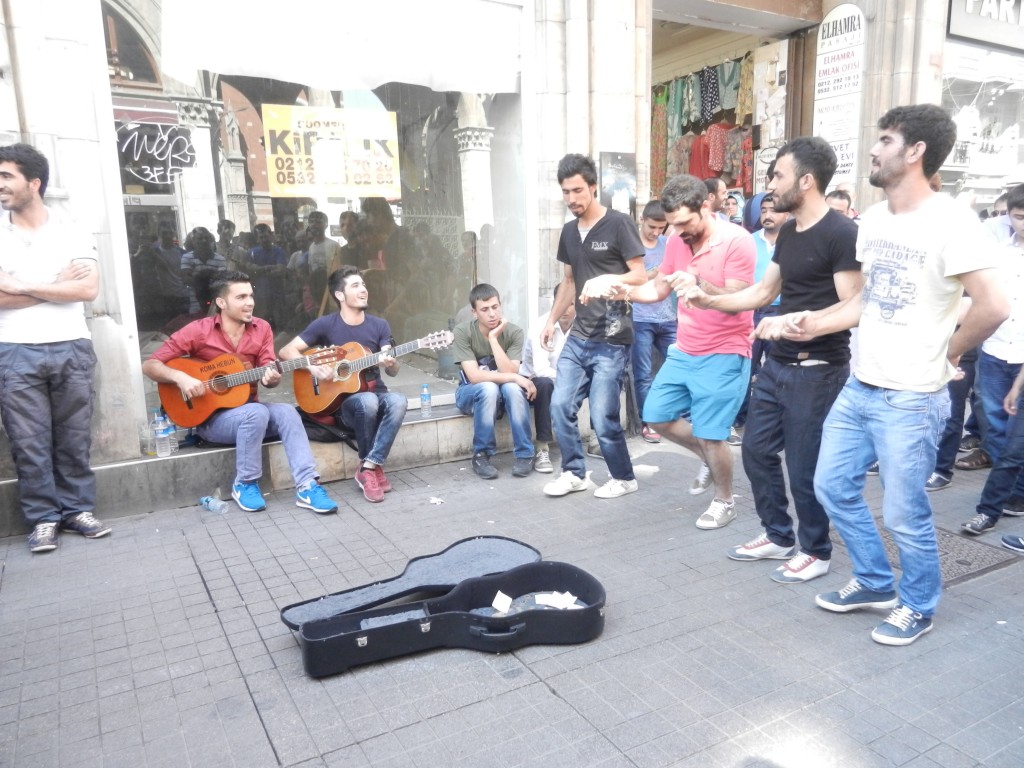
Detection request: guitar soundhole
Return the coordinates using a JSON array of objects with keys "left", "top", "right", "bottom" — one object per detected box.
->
[
  {"left": 334, "top": 362, "right": 352, "bottom": 381},
  {"left": 209, "top": 374, "right": 230, "bottom": 394}
]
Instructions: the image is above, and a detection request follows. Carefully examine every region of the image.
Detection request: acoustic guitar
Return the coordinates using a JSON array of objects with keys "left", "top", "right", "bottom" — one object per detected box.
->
[
  {"left": 294, "top": 330, "right": 455, "bottom": 416},
  {"left": 158, "top": 348, "right": 341, "bottom": 427}
]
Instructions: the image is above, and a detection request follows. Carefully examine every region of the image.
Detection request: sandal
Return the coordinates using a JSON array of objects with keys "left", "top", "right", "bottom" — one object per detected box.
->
[{"left": 955, "top": 448, "right": 991, "bottom": 471}]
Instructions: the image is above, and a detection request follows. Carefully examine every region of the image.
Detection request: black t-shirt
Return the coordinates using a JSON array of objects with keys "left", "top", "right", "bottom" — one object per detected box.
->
[
  {"left": 556, "top": 209, "right": 644, "bottom": 345},
  {"left": 298, "top": 313, "right": 393, "bottom": 390},
  {"left": 771, "top": 209, "right": 860, "bottom": 365}
]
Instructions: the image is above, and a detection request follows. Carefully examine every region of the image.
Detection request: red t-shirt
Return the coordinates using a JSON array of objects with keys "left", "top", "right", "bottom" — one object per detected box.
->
[
  {"left": 148, "top": 314, "right": 276, "bottom": 403},
  {"left": 661, "top": 219, "right": 756, "bottom": 357}
]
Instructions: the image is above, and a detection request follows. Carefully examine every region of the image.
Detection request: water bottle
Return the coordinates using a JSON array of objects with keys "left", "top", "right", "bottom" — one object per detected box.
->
[
  {"left": 200, "top": 496, "right": 229, "bottom": 514},
  {"left": 166, "top": 419, "right": 179, "bottom": 454},
  {"left": 155, "top": 415, "right": 172, "bottom": 457},
  {"left": 420, "top": 383, "right": 432, "bottom": 418}
]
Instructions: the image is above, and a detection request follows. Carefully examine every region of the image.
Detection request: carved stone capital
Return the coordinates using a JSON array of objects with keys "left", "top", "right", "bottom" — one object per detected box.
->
[{"left": 454, "top": 126, "right": 494, "bottom": 153}]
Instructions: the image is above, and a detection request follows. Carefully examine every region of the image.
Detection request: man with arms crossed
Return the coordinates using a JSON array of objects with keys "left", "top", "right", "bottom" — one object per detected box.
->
[
  {"left": 0, "top": 143, "right": 110, "bottom": 553},
  {"left": 613, "top": 173, "right": 755, "bottom": 528},
  {"left": 542, "top": 153, "right": 647, "bottom": 500},
  {"left": 686, "top": 137, "right": 861, "bottom": 582},
  {"left": 280, "top": 266, "right": 406, "bottom": 503},
  {"left": 143, "top": 271, "right": 339, "bottom": 515},
  {"left": 785, "top": 105, "right": 1008, "bottom": 645}
]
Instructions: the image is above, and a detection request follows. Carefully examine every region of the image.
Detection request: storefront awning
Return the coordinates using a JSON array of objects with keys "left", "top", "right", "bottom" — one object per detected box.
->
[{"left": 161, "top": 0, "right": 522, "bottom": 94}]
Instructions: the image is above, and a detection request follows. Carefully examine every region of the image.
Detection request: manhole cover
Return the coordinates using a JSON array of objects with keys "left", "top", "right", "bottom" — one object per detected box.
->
[{"left": 833, "top": 526, "right": 1020, "bottom": 587}]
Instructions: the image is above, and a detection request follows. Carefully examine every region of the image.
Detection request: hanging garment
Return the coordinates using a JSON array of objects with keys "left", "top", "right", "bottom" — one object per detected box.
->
[
  {"left": 699, "top": 66, "right": 721, "bottom": 123},
  {"left": 736, "top": 53, "right": 755, "bottom": 125},
  {"left": 718, "top": 59, "right": 740, "bottom": 111},
  {"left": 651, "top": 86, "right": 669, "bottom": 196}
]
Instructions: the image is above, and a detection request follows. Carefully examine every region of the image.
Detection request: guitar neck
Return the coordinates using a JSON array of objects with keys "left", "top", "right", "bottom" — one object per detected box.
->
[
  {"left": 348, "top": 339, "right": 423, "bottom": 372},
  {"left": 204, "top": 355, "right": 311, "bottom": 391}
]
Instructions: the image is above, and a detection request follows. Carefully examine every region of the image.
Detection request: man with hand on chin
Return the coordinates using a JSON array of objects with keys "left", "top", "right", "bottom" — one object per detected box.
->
[{"left": 453, "top": 283, "right": 537, "bottom": 480}]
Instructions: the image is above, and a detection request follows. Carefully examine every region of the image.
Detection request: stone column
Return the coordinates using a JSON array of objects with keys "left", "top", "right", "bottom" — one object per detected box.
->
[{"left": 454, "top": 124, "right": 495, "bottom": 281}]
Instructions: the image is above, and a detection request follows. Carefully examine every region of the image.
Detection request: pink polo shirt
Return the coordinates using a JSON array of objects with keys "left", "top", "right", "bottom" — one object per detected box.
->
[{"left": 661, "top": 218, "right": 755, "bottom": 357}]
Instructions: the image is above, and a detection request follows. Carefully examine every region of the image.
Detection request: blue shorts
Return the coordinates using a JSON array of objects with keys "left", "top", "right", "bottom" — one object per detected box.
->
[{"left": 642, "top": 347, "right": 750, "bottom": 441}]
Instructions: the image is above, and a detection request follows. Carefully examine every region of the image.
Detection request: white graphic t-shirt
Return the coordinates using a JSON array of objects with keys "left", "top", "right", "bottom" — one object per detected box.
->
[{"left": 855, "top": 193, "right": 999, "bottom": 392}]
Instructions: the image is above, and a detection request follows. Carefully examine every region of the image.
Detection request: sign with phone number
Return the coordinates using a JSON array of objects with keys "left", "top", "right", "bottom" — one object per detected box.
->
[{"left": 260, "top": 105, "right": 401, "bottom": 199}]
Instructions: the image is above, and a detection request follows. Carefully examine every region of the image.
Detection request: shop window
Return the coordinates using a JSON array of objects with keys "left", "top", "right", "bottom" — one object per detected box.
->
[{"left": 102, "top": 2, "right": 526, "bottom": 404}]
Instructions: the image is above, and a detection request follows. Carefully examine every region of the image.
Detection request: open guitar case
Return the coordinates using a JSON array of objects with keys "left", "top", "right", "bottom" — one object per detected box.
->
[{"left": 280, "top": 536, "right": 606, "bottom": 678}]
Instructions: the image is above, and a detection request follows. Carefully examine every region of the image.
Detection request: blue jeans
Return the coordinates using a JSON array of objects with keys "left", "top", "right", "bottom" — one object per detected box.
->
[
  {"left": 977, "top": 351, "right": 1024, "bottom": 497},
  {"left": 339, "top": 390, "right": 407, "bottom": 465},
  {"left": 199, "top": 402, "right": 318, "bottom": 488},
  {"left": 977, "top": 388, "right": 1024, "bottom": 520},
  {"left": 631, "top": 320, "right": 676, "bottom": 420},
  {"left": 0, "top": 340, "right": 97, "bottom": 526},
  {"left": 551, "top": 336, "right": 634, "bottom": 481},
  {"left": 814, "top": 378, "right": 948, "bottom": 616},
  {"left": 742, "top": 359, "right": 848, "bottom": 559},
  {"left": 934, "top": 346, "right": 977, "bottom": 476},
  {"left": 735, "top": 306, "right": 776, "bottom": 426},
  {"left": 456, "top": 381, "right": 534, "bottom": 459}
]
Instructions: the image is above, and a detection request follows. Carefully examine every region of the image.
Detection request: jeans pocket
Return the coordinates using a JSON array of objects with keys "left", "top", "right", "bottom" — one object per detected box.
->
[{"left": 883, "top": 388, "right": 929, "bottom": 412}]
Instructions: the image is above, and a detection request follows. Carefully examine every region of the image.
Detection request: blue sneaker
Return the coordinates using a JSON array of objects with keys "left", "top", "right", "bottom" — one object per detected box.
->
[
  {"left": 871, "top": 605, "right": 933, "bottom": 646},
  {"left": 232, "top": 481, "right": 266, "bottom": 512},
  {"left": 815, "top": 578, "right": 898, "bottom": 613},
  {"left": 296, "top": 482, "right": 338, "bottom": 515}
]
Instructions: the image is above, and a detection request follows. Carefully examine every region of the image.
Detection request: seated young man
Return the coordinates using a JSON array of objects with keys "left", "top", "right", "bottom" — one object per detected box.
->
[
  {"left": 453, "top": 283, "right": 537, "bottom": 479},
  {"left": 280, "top": 266, "right": 406, "bottom": 503},
  {"left": 142, "top": 270, "right": 338, "bottom": 514}
]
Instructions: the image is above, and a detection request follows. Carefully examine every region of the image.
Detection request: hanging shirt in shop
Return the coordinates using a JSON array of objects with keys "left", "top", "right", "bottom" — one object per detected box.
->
[
  {"left": 689, "top": 134, "right": 713, "bottom": 179},
  {"left": 736, "top": 53, "right": 754, "bottom": 125},
  {"left": 717, "top": 59, "right": 740, "bottom": 111},
  {"left": 707, "top": 123, "right": 734, "bottom": 173},
  {"left": 681, "top": 73, "right": 702, "bottom": 127},
  {"left": 667, "top": 78, "right": 683, "bottom": 146},
  {"left": 722, "top": 127, "right": 745, "bottom": 179},
  {"left": 699, "top": 66, "right": 721, "bottom": 123},
  {"left": 651, "top": 86, "right": 669, "bottom": 196},
  {"left": 667, "top": 132, "right": 695, "bottom": 179}
]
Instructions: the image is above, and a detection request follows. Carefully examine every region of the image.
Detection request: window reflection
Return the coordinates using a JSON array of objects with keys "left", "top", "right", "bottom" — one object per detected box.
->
[{"left": 104, "top": 1, "right": 525, "bottom": 392}]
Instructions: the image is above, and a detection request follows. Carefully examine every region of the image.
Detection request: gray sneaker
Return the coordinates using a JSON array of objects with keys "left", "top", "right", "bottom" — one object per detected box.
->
[
  {"left": 512, "top": 457, "right": 534, "bottom": 477},
  {"left": 28, "top": 522, "right": 59, "bottom": 553},
  {"left": 533, "top": 450, "right": 553, "bottom": 473},
  {"left": 471, "top": 453, "right": 498, "bottom": 480},
  {"left": 689, "top": 463, "right": 712, "bottom": 495},
  {"left": 961, "top": 512, "right": 996, "bottom": 536},
  {"left": 815, "top": 578, "right": 898, "bottom": 613}
]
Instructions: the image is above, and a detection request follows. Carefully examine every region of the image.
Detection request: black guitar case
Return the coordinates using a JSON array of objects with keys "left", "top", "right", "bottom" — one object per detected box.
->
[
  {"left": 296, "top": 560, "right": 606, "bottom": 677},
  {"left": 279, "top": 536, "right": 542, "bottom": 630}
]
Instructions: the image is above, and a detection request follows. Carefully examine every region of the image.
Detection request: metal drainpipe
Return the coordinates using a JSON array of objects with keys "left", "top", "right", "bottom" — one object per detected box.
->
[{"left": 2, "top": 0, "right": 29, "bottom": 136}]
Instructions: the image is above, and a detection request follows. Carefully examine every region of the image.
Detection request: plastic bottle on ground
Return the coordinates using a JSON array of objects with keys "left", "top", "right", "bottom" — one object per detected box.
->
[{"left": 200, "top": 496, "right": 229, "bottom": 513}]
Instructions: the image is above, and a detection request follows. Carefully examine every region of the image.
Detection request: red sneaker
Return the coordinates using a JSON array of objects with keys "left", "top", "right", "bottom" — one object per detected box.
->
[
  {"left": 354, "top": 467, "right": 384, "bottom": 502},
  {"left": 374, "top": 465, "right": 392, "bottom": 493},
  {"left": 642, "top": 425, "right": 661, "bottom": 443}
]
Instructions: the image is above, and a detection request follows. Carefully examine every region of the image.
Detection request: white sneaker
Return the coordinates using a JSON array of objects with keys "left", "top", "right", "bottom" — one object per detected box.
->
[
  {"left": 728, "top": 533, "right": 796, "bottom": 561},
  {"left": 770, "top": 552, "right": 830, "bottom": 583},
  {"left": 696, "top": 498, "right": 736, "bottom": 529},
  {"left": 544, "top": 471, "right": 589, "bottom": 497},
  {"left": 594, "top": 478, "right": 638, "bottom": 499},
  {"left": 689, "top": 463, "right": 712, "bottom": 495}
]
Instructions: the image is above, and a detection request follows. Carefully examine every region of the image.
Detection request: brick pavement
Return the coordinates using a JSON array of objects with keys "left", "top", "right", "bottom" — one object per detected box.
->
[{"left": 1, "top": 440, "right": 1023, "bottom": 767}]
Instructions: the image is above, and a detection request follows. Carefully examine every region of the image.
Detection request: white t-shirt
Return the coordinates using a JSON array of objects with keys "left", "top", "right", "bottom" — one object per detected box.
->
[
  {"left": 519, "top": 312, "right": 568, "bottom": 379},
  {"left": 855, "top": 193, "right": 999, "bottom": 392},
  {"left": 981, "top": 237, "right": 1024, "bottom": 364},
  {"left": 0, "top": 207, "right": 97, "bottom": 343}
]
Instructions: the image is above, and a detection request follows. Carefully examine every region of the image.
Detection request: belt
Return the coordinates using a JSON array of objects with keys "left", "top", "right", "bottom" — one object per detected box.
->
[{"left": 785, "top": 359, "right": 829, "bottom": 367}]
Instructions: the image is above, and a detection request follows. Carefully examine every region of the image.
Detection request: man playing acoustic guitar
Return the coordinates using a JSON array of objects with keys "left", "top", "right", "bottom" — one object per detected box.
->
[
  {"left": 142, "top": 270, "right": 339, "bottom": 515},
  {"left": 280, "top": 266, "right": 407, "bottom": 503}
]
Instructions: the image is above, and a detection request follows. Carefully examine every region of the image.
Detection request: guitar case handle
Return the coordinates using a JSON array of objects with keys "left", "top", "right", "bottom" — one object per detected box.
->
[{"left": 469, "top": 622, "right": 525, "bottom": 640}]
